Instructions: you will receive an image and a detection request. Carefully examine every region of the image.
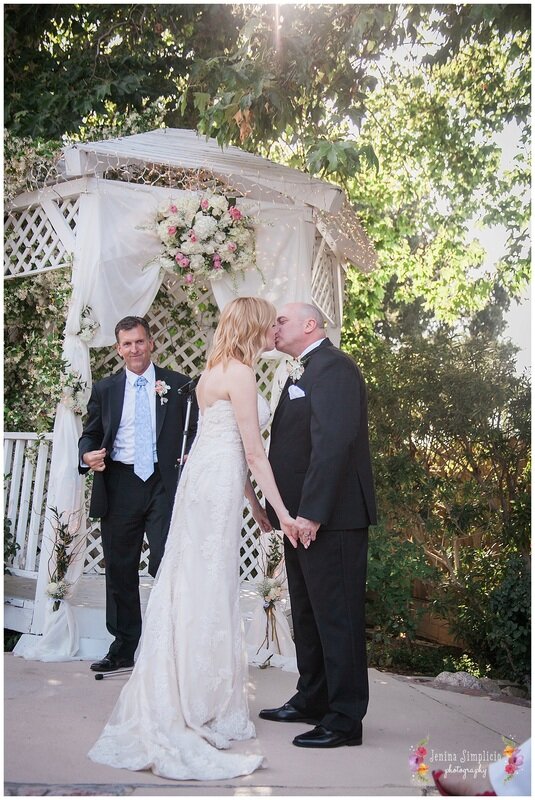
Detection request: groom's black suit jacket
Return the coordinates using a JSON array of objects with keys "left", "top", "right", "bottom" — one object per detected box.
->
[
  {"left": 79, "top": 364, "right": 196, "bottom": 518},
  {"left": 267, "top": 338, "right": 377, "bottom": 531}
]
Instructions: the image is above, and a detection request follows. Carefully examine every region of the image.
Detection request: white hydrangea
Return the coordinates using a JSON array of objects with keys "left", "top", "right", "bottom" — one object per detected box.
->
[{"left": 193, "top": 214, "right": 218, "bottom": 240}]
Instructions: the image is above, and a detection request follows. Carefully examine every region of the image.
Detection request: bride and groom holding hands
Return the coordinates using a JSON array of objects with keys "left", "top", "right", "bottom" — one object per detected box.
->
[{"left": 79, "top": 297, "right": 377, "bottom": 780}]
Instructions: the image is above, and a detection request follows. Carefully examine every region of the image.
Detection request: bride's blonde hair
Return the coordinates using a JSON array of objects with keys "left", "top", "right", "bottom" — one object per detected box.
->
[{"left": 206, "top": 296, "right": 276, "bottom": 368}]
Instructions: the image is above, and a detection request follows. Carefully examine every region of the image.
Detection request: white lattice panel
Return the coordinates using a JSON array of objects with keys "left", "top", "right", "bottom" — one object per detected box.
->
[
  {"left": 4, "top": 197, "right": 79, "bottom": 278},
  {"left": 84, "top": 282, "right": 278, "bottom": 578},
  {"left": 311, "top": 231, "right": 339, "bottom": 326}
]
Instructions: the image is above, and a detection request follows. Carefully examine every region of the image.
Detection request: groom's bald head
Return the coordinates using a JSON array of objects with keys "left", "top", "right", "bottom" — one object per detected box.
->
[{"left": 275, "top": 302, "right": 326, "bottom": 358}]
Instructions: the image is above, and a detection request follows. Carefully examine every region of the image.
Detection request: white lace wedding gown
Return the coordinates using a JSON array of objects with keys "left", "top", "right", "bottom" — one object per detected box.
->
[{"left": 88, "top": 396, "right": 270, "bottom": 780}]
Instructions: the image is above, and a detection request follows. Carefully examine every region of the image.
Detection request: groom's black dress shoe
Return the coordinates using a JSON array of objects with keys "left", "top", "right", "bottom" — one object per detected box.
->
[
  {"left": 293, "top": 725, "right": 363, "bottom": 748},
  {"left": 90, "top": 655, "right": 134, "bottom": 672},
  {"left": 259, "top": 702, "right": 319, "bottom": 725}
]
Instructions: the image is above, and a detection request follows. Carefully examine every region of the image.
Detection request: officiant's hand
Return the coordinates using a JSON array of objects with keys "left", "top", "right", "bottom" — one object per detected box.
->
[
  {"left": 251, "top": 503, "right": 273, "bottom": 533},
  {"left": 83, "top": 448, "right": 107, "bottom": 472},
  {"left": 296, "top": 517, "right": 321, "bottom": 548}
]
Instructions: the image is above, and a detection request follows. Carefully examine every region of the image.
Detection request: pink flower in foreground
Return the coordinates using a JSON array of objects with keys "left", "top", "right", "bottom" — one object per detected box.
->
[
  {"left": 505, "top": 764, "right": 517, "bottom": 775},
  {"left": 227, "top": 241, "right": 237, "bottom": 252},
  {"left": 184, "top": 273, "right": 194, "bottom": 284},
  {"left": 167, "top": 226, "right": 177, "bottom": 235},
  {"left": 229, "top": 206, "right": 242, "bottom": 220},
  {"left": 416, "top": 746, "right": 428, "bottom": 757},
  {"left": 213, "top": 263, "right": 222, "bottom": 271},
  {"left": 175, "top": 252, "right": 184, "bottom": 263},
  {"left": 170, "top": 204, "right": 177, "bottom": 213},
  {"left": 188, "top": 230, "right": 197, "bottom": 242},
  {"left": 200, "top": 199, "right": 209, "bottom": 210}
]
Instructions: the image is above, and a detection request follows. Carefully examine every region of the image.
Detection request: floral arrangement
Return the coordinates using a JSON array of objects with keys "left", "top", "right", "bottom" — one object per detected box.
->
[
  {"left": 46, "top": 506, "right": 84, "bottom": 611},
  {"left": 502, "top": 737, "right": 524, "bottom": 782},
  {"left": 153, "top": 192, "right": 256, "bottom": 295},
  {"left": 78, "top": 305, "right": 100, "bottom": 343},
  {"left": 409, "top": 738, "right": 429, "bottom": 782},
  {"left": 255, "top": 532, "right": 286, "bottom": 655},
  {"left": 59, "top": 369, "right": 89, "bottom": 415},
  {"left": 257, "top": 577, "right": 284, "bottom": 609}
]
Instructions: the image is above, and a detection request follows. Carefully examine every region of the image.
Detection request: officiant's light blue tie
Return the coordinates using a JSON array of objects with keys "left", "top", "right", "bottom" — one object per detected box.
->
[{"left": 134, "top": 376, "right": 154, "bottom": 481}]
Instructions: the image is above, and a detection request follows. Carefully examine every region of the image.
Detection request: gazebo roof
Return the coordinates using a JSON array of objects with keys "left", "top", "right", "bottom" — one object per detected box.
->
[{"left": 62, "top": 128, "right": 377, "bottom": 271}]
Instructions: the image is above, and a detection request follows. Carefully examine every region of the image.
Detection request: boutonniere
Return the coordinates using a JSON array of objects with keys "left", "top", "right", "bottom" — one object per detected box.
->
[
  {"left": 155, "top": 380, "right": 171, "bottom": 404},
  {"left": 286, "top": 358, "right": 305, "bottom": 382}
]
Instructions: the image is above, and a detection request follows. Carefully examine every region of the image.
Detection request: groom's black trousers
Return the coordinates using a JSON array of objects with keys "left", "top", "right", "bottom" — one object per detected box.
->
[
  {"left": 284, "top": 528, "right": 369, "bottom": 735},
  {"left": 100, "top": 461, "right": 173, "bottom": 661}
]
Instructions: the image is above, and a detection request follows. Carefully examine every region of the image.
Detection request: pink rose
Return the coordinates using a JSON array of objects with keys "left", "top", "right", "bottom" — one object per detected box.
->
[
  {"left": 167, "top": 226, "right": 177, "bottom": 235},
  {"left": 180, "top": 257, "right": 190, "bottom": 267},
  {"left": 175, "top": 252, "right": 184, "bottom": 263},
  {"left": 201, "top": 199, "right": 209, "bottom": 210},
  {"left": 227, "top": 242, "right": 237, "bottom": 252},
  {"left": 416, "top": 746, "right": 427, "bottom": 757},
  {"left": 170, "top": 205, "right": 177, "bottom": 213},
  {"left": 229, "top": 206, "right": 242, "bottom": 220},
  {"left": 184, "top": 273, "right": 194, "bottom": 284},
  {"left": 188, "top": 230, "right": 197, "bottom": 242},
  {"left": 505, "top": 764, "right": 516, "bottom": 775},
  {"left": 213, "top": 263, "right": 222, "bottom": 271}
]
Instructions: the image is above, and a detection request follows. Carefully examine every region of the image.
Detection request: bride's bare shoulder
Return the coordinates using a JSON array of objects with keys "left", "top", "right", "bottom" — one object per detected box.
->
[{"left": 227, "top": 359, "right": 255, "bottom": 379}]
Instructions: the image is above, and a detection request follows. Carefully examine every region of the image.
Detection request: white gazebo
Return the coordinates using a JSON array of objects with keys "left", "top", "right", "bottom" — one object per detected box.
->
[{"left": 4, "top": 127, "right": 376, "bottom": 662}]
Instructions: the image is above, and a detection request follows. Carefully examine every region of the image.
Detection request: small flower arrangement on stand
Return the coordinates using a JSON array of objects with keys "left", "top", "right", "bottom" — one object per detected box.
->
[
  {"left": 151, "top": 191, "right": 257, "bottom": 302},
  {"left": 245, "top": 532, "right": 297, "bottom": 669},
  {"left": 45, "top": 506, "right": 85, "bottom": 611}
]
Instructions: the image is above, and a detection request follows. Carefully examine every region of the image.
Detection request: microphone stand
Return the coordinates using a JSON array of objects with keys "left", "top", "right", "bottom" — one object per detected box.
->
[{"left": 177, "top": 376, "right": 199, "bottom": 481}]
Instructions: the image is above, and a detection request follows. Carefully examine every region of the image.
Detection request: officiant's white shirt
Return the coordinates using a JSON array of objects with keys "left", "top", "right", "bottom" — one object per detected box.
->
[{"left": 112, "top": 363, "right": 157, "bottom": 464}]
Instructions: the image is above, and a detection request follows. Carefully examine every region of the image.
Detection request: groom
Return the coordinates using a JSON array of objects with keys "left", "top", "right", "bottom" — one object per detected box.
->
[
  {"left": 262, "top": 302, "right": 377, "bottom": 747},
  {"left": 79, "top": 316, "right": 197, "bottom": 672}
]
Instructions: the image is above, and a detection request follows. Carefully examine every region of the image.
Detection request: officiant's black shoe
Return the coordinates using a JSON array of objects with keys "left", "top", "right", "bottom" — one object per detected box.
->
[
  {"left": 293, "top": 725, "right": 363, "bottom": 748},
  {"left": 259, "top": 702, "right": 319, "bottom": 725},
  {"left": 90, "top": 655, "right": 134, "bottom": 672}
]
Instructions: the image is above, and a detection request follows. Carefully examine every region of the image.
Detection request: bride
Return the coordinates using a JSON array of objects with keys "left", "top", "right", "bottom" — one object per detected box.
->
[{"left": 88, "top": 296, "right": 302, "bottom": 780}]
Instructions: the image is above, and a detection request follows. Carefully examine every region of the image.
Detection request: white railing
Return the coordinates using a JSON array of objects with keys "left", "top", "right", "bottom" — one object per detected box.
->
[
  {"left": 4, "top": 433, "right": 53, "bottom": 576},
  {"left": 4, "top": 430, "right": 267, "bottom": 584}
]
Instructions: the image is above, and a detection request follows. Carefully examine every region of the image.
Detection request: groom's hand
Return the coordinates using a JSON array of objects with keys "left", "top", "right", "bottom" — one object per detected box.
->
[{"left": 296, "top": 517, "right": 321, "bottom": 548}]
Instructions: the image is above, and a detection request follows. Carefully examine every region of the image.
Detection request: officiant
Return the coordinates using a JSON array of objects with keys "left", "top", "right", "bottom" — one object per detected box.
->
[{"left": 79, "top": 316, "right": 197, "bottom": 673}]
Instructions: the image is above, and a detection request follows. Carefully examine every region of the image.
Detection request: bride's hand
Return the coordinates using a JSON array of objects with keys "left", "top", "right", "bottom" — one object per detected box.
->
[
  {"left": 280, "top": 511, "right": 299, "bottom": 549},
  {"left": 251, "top": 504, "right": 273, "bottom": 534}
]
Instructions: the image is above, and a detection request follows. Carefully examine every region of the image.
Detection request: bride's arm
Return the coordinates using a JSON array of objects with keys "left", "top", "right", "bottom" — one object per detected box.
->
[
  {"left": 244, "top": 477, "right": 272, "bottom": 533},
  {"left": 228, "top": 363, "right": 299, "bottom": 547}
]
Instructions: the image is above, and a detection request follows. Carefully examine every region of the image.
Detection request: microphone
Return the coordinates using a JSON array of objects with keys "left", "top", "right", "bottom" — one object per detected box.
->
[{"left": 178, "top": 376, "right": 200, "bottom": 396}]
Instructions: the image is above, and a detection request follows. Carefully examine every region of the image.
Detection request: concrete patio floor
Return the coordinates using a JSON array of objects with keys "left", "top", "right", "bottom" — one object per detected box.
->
[{"left": 4, "top": 653, "right": 531, "bottom": 797}]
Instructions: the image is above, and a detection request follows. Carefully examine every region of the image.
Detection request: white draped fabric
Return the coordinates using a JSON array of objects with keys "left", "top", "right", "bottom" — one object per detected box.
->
[{"left": 15, "top": 179, "right": 315, "bottom": 661}]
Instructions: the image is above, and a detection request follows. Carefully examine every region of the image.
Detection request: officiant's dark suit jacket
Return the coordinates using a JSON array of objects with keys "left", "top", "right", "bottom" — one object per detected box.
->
[
  {"left": 79, "top": 364, "right": 196, "bottom": 519},
  {"left": 78, "top": 362, "right": 197, "bottom": 661},
  {"left": 267, "top": 337, "right": 376, "bottom": 736}
]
